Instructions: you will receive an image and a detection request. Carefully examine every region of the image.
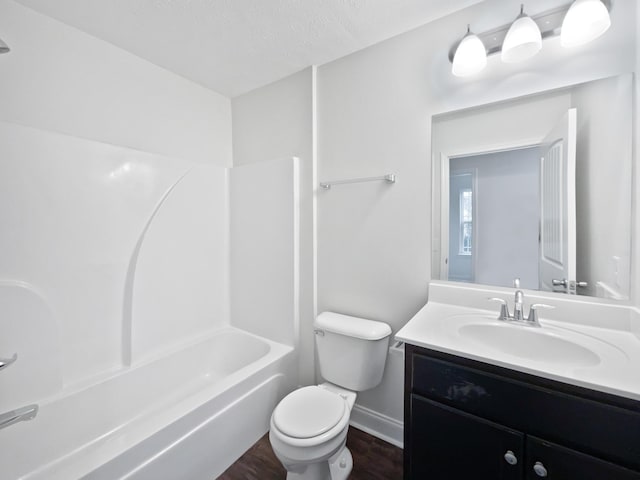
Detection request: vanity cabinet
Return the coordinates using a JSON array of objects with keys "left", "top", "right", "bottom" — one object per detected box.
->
[{"left": 404, "top": 344, "right": 640, "bottom": 480}]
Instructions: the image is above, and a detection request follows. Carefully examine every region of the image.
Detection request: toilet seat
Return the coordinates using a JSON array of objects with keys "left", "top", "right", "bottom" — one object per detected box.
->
[
  {"left": 273, "top": 386, "right": 346, "bottom": 439},
  {"left": 270, "top": 386, "right": 351, "bottom": 449}
]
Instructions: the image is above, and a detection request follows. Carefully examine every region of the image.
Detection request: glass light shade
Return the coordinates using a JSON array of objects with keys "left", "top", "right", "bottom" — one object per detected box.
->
[
  {"left": 501, "top": 14, "right": 542, "bottom": 63},
  {"left": 452, "top": 30, "right": 487, "bottom": 77},
  {"left": 561, "top": 0, "right": 611, "bottom": 47}
]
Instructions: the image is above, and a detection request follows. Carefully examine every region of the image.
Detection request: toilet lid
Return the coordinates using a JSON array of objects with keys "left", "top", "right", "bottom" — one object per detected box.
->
[{"left": 273, "top": 386, "right": 346, "bottom": 439}]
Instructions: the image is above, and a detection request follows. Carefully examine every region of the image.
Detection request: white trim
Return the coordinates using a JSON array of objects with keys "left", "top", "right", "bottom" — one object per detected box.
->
[
  {"left": 311, "top": 65, "right": 318, "bottom": 322},
  {"left": 444, "top": 139, "right": 542, "bottom": 160},
  {"left": 349, "top": 404, "right": 404, "bottom": 449},
  {"left": 439, "top": 153, "right": 450, "bottom": 280},
  {"left": 292, "top": 156, "right": 301, "bottom": 351}
]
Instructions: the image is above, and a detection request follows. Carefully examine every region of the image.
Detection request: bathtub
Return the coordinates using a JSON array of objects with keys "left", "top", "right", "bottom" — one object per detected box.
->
[{"left": 0, "top": 327, "right": 294, "bottom": 480}]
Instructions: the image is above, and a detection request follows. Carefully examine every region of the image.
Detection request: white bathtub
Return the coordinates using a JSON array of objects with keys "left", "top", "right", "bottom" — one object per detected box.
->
[{"left": 0, "top": 327, "right": 294, "bottom": 480}]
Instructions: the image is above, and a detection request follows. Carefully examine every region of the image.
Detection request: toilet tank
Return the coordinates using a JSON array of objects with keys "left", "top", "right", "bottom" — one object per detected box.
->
[{"left": 314, "top": 312, "right": 392, "bottom": 391}]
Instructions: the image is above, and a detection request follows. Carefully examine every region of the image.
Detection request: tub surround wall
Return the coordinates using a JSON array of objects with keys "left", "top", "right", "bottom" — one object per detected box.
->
[
  {"left": 230, "top": 157, "right": 300, "bottom": 347},
  {"left": 231, "top": 68, "right": 316, "bottom": 385},
  {"left": 317, "top": 0, "right": 637, "bottom": 445},
  {"left": 0, "top": 0, "right": 233, "bottom": 403},
  {"left": 0, "top": 122, "right": 230, "bottom": 395},
  {"left": 0, "top": 280, "right": 60, "bottom": 410},
  {"left": 128, "top": 166, "right": 229, "bottom": 364}
]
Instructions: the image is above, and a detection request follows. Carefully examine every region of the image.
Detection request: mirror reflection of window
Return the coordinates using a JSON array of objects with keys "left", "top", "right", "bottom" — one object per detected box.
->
[
  {"left": 449, "top": 172, "right": 475, "bottom": 283},
  {"left": 459, "top": 189, "right": 472, "bottom": 255}
]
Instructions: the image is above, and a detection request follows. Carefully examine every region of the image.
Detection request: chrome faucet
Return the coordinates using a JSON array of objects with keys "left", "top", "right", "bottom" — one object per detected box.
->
[
  {"left": 489, "top": 279, "right": 554, "bottom": 327},
  {"left": 488, "top": 297, "right": 510, "bottom": 321},
  {"left": 526, "top": 303, "right": 554, "bottom": 327},
  {"left": 0, "top": 404, "right": 38, "bottom": 431},
  {"left": 513, "top": 290, "right": 525, "bottom": 321},
  {"left": 0, "top": 353, "right": 17, "bottom": 371},
  {"left": 0, "top": 351, "right": 39, "bottom": 432}
]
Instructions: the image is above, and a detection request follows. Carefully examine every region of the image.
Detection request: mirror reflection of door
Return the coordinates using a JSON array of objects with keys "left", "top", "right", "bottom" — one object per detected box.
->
[
  {"left": 539, "top": 108, "right": 577, "bottom": 293},
  {"left": 448, "top": 147, "right": 540, "bottom": 289}
]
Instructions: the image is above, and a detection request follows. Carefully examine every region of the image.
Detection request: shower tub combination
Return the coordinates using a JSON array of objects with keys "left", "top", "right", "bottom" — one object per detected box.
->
[{"left": 0, "top": 328, "right": 294, "bottom": 480}]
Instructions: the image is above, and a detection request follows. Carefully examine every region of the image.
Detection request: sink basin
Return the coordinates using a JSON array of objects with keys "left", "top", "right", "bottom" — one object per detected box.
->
[
  {"left": 395, "top": 285, "right": 640, "bottom": 402},
  {"left": 458, "top": 323, "right": 601, "bottom": 367}
]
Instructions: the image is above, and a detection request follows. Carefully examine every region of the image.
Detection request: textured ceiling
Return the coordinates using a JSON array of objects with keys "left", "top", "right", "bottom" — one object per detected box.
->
[{"left": 15, "top": 0, "right": 483, "bottom": 97}]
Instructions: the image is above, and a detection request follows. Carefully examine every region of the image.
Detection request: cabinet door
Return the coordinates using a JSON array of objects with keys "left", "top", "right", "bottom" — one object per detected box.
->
[
  {"left": 409, "top": 395, "right": 524, "bottom": 480},
  {"left": 525, "top": 436, "right": 640, "bottom": 480}
]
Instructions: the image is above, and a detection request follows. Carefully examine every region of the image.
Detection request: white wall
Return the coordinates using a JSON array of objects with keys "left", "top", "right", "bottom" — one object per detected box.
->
[
  {"left": 231, "top": 68, "right": 315, "bottom": 385},
  {"left": 0, "top": 0, "right": 232, "bottom": 404},
  {"left": 0, "top": 0, "right": 231, "bottom": 166},
  {"left": 572, "top": 76, "right": 633, "bottom": 297},
  {"left": 317, "top": 0, "right": 637, "bottom": 439}
]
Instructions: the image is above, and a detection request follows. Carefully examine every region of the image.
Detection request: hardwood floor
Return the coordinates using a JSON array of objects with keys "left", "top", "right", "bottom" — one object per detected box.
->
[{"left": 218, "top": 427, "right": 403, "bottom": 479}]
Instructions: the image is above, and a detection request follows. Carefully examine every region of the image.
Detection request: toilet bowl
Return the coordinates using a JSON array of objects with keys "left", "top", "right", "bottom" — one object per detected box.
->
[
  {"left": 269, "top": 312, "right": 392, "bottom": 480},
  {"left": 269, "top": 384, "right": 356, "bottom": 480}
]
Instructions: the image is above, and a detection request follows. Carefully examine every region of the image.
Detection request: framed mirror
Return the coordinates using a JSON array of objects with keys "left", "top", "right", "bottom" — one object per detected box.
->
[{"left": 431, "top": 73, "right": 633, "bottom": 300}]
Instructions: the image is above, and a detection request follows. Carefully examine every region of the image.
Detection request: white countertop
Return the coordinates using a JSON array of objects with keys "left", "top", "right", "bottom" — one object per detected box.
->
[{"left": 396, "top": 282, "right": 640, "bottom": 402}]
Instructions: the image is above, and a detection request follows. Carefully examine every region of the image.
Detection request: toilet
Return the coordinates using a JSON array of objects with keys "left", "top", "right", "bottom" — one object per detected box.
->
[{"left": 269, "top": 311, "right": 392, "bottom": 480}]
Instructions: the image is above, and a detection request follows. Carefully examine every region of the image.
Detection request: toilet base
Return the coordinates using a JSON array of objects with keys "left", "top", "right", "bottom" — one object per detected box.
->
[
  {"left": 328, "top": 445, "right": 353, "bottom": 480},
  {"left": 284, "top": 446, "right": 353, "bottom": 480}
]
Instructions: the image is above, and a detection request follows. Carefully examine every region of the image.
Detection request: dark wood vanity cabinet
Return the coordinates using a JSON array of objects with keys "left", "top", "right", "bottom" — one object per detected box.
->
[{"left": 404, "top": 344, "right": 640, "bottom": 480}]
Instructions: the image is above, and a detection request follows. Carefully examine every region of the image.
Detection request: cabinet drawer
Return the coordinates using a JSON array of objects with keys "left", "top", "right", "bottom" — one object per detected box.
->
[{"left": 411, "top": 353, "right": 640, "bottom": 471}]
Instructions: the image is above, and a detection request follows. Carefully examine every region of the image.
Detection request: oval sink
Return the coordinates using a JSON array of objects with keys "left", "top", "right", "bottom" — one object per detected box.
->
[{"left": 458, "top": 323, "right": 601, "bottom": 367}]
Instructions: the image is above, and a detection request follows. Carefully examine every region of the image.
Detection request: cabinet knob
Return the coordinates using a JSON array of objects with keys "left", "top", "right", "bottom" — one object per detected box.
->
[
  {"left": 533, "top": 461, "right": 548, "bottom": 477},
  {"left": 503, "top": 450, "right": 518, "bottom": 465}
]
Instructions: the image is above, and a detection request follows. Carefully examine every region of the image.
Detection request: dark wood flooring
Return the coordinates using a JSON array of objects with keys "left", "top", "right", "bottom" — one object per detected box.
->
[{"left": 218, "top": 427, "right": 403, "bottom": 480}]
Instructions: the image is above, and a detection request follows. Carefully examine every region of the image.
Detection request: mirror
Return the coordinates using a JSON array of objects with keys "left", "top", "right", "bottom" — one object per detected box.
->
[{"left": 431, "top": 73, "right": 633, "bottom": 300}]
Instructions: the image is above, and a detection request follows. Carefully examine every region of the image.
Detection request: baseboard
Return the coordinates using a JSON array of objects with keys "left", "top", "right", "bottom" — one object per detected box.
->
[{"left": 349, "top": 404, "right": 404, "bottom": 449}]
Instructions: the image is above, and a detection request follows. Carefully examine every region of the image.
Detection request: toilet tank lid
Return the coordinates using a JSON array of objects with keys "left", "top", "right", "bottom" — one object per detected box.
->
[{"left": 314, "top": 312, "right": 392, "bottom": 340}]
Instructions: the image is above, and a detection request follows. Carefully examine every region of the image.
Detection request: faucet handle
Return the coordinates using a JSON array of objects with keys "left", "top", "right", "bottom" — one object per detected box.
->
[
  {"left": 488, "top": 297, "right": 510, "bottom": 321},
  {"left": 0, "top": 353, "right": 17, "bottom": 372},
  {"left": 527, "top": 304, "right": 554, "bottom": 325}
]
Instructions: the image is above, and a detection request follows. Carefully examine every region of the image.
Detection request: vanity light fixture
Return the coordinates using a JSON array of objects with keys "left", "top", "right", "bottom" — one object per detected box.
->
[
  {"left": 501, "top": 4, "right": 542, "bottom": 63},
  {"left": 448, "top": 0, "right": 612, "bottom": 77},
  {"left": 451, "top": 25, "right": 487, "bottom": 77},
  {"left": 561, "top": 0, "right": 611, "bottom": 47},
  {"left": 0, "top": 37, "right": 9, "bottom": 54}
]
